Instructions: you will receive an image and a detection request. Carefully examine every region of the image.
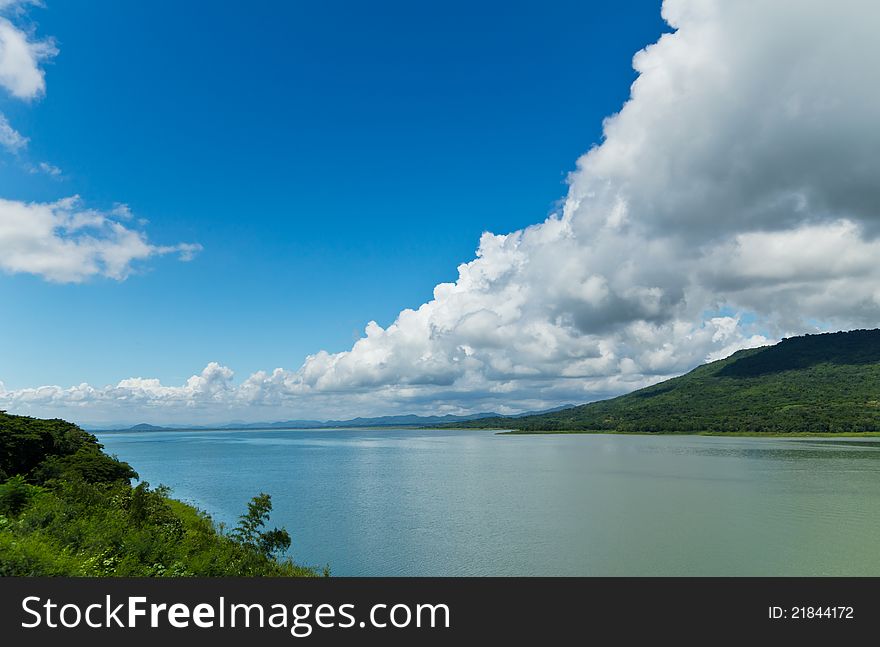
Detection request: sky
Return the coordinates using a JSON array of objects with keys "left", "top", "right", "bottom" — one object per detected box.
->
[{"left": 1, "top": 0, "right": 879, "bottom": 426}]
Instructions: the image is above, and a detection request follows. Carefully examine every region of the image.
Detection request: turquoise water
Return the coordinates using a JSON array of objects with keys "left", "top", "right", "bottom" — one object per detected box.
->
[{"left": 96, "top": 429, "right": 880, "bottom": 576}]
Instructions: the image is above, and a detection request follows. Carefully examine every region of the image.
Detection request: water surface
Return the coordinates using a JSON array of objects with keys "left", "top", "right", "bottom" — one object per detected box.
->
[{"left": 96, "top": 429, "right": 880, "bottom": 576}]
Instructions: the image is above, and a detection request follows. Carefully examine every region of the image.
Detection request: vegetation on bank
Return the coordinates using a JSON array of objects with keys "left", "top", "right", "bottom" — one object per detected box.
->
[
  {"left": 498, "top": 430, "right": 880, "bottom": 437},
  {"left": 456, "top": 329, "right": 880, "bottom": 435},
  {"left": 0, "top": 410, "right": 318, "bottom": 576}
]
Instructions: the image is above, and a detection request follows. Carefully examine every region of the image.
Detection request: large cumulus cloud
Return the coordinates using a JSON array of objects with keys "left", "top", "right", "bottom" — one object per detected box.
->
[{"left": 5, "top": 0, "right": 880, "bottom": 423}]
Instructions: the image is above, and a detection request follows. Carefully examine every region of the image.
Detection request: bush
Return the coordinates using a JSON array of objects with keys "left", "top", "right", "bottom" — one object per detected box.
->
[{"left": 0, "top": 475, "right": 39, "bottom": 516}]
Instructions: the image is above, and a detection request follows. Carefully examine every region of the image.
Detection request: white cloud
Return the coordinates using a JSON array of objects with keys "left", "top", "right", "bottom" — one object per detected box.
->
[
  {"left": 4, "top": 0, "right": 880, "bottom": 423},
  {"left": 0, "top": 113, "right": 27, "bottom": 151},
  {"left": 0, "top": 1, "right": 41, "bottom": 10},
  {"left": 36, "top": 160, "right": 61, "bottom": 175},
  {"left": 0, "top": 2, "right": 51, "bottom": 159},
  {"left": 0, "top": 9, "right": 56, "bottom": 100},
  {"left": 0, "top": 5, "right": 200, "bottom": 284},
  {"left": 0, "top": 196, "right": 202, "bottom": 282}
]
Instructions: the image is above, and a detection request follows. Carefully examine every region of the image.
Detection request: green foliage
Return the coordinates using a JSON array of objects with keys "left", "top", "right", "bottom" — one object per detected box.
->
[
  {"left": 459, "top": 329, "right": 880, "bottom": 434},
  {"left": 231, "top": 492, "right": 292, "bottom": 559},
  {"left": 0, "top": 411, "right": 136, "bottom": 485},
  {"left": 34, "top": 448, "right": 138, "bottom": 484},
  {"left": 0, "top": 411, "right": 317, "bottom": 577},
  {"left": 0, "top": 475, "right": 39, "bottom": 516}
]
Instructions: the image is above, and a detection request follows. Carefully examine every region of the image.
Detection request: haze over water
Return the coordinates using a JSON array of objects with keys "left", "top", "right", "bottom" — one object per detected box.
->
[{"left": 97, "top": 429, "right": 880, "bottom": 576}]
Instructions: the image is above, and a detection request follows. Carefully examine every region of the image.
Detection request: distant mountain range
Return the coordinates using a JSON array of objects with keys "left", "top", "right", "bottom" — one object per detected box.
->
[
  {"left": 454, "top": 329, "right": 880, "bottom": 434},
  {"left": 91, "top": 405, "right": 576, "bottom": 432},
  {"left": 82, "top": 330, "right": 880, "bottom": 436}
]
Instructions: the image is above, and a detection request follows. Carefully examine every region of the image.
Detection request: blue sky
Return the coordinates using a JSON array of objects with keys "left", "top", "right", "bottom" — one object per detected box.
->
[
  {"left": 1, "top": 0, "right": 666, "bottom": 390},
  {"left": 3, "top": 1, "right": 872, "bottom": 425}
]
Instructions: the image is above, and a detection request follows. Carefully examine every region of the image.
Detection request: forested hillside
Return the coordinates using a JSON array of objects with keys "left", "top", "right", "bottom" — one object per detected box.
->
[
  {"left": 457, "top": 329, "right": 880, "bottom": 434},
  {"left": 0, "top": 411, "right": 317, "bottom": 576}
]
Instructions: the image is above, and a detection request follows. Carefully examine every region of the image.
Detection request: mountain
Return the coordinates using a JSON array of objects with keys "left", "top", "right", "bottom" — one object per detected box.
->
[
  {"left": 104, "top": 408, "right": 576, "bottom": 432},
  {"left": 111, "top": 413, "right": 499, "bottom": 432},
  {"left": 245, "top": 406, "right": 576, "bottom": 428},
  {"left": 245, "top": 413, "right": 503, "bottom": 429},
  {"left": 453, "top": 329, "right": 880, "bottom": 434},
  {"left": 510, "top": 404, "right": 576, "bottom": 418}
]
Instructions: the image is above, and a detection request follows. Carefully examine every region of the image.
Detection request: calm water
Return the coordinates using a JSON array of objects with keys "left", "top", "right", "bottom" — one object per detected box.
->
[{"left": 96, "top": 429, "right": 880, "bottom": 576}]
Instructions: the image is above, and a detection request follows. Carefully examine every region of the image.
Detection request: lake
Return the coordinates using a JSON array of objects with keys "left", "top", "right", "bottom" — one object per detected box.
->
[{"left": 96, "top": 428, "right": 880, "bottom": 576}]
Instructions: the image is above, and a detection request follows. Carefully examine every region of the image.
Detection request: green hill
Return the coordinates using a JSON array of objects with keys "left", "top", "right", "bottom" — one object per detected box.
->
[
  {"left": 458, "top": 329, "right": 880, "bottom": 435},
  {"left": 0, "top": 410, "right": 318, "bottom": 576}
]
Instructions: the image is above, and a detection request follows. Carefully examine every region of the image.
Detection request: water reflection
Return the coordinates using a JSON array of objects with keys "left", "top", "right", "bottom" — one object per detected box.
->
[
  {"left": 97, "top": 428, "right": 880, "bottom": 576},
  {"left": 645, "top": 438, "right": 880, "bottom": 462}
]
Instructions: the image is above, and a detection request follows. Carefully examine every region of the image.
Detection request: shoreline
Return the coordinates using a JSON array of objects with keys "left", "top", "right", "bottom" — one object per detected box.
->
[
  {"left": 94, "top": 426, "right": 880, "bottom": 439},
  {"left": 485, "top": 429, "right": 880, "bottom": 438},
  {"left": 93, "top": 425, "right": 435, "bottom": 434}
]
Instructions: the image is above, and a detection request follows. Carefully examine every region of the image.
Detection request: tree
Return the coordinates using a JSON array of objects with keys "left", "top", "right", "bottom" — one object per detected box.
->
[{"left": 231, "top": 493, "right": 291, "bottom": 559}]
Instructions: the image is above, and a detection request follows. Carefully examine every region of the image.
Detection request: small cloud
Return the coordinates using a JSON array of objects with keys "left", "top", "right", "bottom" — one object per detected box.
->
[
  {"left": 26, "top": 160, "right": 63, "bottom": 176},
  {"left": 0, "top": 113, "right": 27, "bottom": 152},
  {"left": 38, "top": 160, "right": 61, "bottom": 176},
  {"left": 0, "top": 10, "right": 57, "bottom": 101},
  {"left": 0, "top": 2, "right": 43, "bottom": 12},
  {"left": 110, "top": 203, "right": 133, "bottom": 219},
  {"left": 0, "top": 196, "right": 202, "bottom": 283},
  {"left": 173, "top": 243, "right": 203, "bottom": 262}
]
